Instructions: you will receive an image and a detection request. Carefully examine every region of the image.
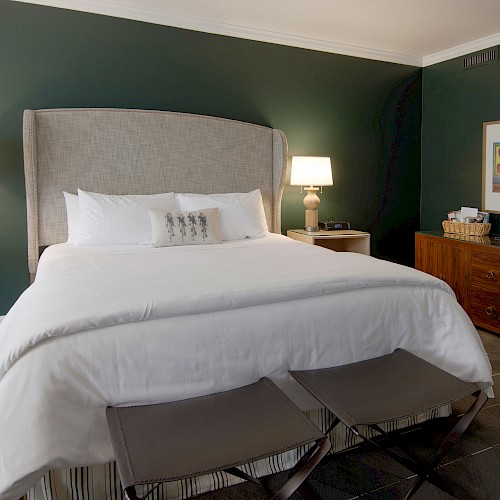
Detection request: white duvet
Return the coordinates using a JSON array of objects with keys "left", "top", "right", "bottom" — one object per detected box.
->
[{"left": 0, "top": 234, "right": 493, "bottom": 499}]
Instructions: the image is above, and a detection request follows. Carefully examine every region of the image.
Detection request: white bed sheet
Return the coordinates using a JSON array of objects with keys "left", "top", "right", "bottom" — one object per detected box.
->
[{"left": 0, "top": 234, "right": 493, "bottom": 500}]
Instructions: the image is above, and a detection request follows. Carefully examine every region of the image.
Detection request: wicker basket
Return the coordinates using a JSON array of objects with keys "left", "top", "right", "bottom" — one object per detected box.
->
[
  {"left": 442, "top": 232, "right": 491, "bottom": 244},
  {"left": 442, "top": 220, "right": 491, "bottom": 236}
]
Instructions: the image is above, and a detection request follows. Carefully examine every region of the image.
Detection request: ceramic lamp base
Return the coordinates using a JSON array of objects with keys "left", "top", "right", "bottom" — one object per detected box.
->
[
  {"left": 303, "top": 187, "right": 320, "bottom": 232},
  {"left": 304, "top": 209, "right": 319, "bottom": 232}
]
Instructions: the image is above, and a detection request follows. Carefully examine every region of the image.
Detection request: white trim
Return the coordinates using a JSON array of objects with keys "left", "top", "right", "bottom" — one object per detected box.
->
[
  {"left": 11, "top": 0, "right": 422, "bottom": 66},
  {"left": 11, "top": 0, "right": 500, "bottom": 68},
  {"left": 423, "top": 32, "right": 500, "bottom": 67}
]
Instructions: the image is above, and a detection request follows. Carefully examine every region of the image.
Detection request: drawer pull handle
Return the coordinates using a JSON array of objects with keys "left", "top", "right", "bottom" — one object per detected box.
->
[
  {"left": 486, "top": 271, "right": 496, "bottom": 279},
  {"left": 486, "top": 306, "right": 496, "bottom": 316}
]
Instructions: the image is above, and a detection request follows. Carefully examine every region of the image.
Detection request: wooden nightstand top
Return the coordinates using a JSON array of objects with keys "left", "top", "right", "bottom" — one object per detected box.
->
[
  {"left": 287, "top": 229, "right": 369, "bottom": 239},
  {"left": 287, "top": 229, "right": 370, "bottom": 255}
]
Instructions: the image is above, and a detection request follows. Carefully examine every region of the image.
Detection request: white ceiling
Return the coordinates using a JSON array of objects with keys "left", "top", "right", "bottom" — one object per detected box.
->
[{"left": 11, "top": 0, "right": 500, "bottom": 66}]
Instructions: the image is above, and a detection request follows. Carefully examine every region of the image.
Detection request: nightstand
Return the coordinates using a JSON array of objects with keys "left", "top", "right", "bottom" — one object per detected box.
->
[{"left": 287, "top": 229, "right": 370, "bottom": 255}]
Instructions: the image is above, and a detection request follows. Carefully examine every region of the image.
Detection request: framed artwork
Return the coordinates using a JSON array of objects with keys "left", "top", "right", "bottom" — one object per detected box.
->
[{"left": 482, "top": 120, "right": 500, "bottom": 213}]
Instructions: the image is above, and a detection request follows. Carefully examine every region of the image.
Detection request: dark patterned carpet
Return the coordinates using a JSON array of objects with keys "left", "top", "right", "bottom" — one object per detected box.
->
[{"left": 198, "top": 330, "right": 500, "bottom": 499}]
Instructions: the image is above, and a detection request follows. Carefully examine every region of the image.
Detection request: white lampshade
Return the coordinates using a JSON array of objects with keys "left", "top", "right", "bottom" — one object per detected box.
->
[{"left": 290, "top": 156, "right": 333, "bottom": 187}]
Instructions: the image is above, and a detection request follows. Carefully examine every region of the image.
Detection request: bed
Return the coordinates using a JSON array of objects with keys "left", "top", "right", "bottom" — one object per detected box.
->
[{"left": 0, "top": 108, "right": 493, "bottom": 500}]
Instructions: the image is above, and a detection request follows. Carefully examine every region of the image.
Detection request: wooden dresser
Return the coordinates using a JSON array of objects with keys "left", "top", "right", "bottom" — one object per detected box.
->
[{"left": 415, "top": 231, "right": 500, "bottom": 335}]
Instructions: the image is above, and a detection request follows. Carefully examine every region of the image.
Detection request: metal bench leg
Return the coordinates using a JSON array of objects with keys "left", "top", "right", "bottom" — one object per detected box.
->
[
  {"left": 124, "top": 483, "right": 162, "bottom": 500},
  {"left": 124, "top": 486, "right": 139, "bottom": 500},
  {"left": 352, "top": 390, "right": 488, "bottom": 499},
  {"left": 404, "top": 389, "right": 488, "bottom": 499},
  {"left": 272, "top": 437, "right": 331, "bottom": 500},
  {"left": 224, "top": 466, "right": 265, "bottom": 487},
  {"left": 225, "top": 437, "right": 331, "bottom": 500}
]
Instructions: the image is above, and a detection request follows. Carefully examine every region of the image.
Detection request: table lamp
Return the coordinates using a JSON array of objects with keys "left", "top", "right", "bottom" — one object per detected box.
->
[{"left": 290, "top": 156, "right": 333, "bottom": 232}]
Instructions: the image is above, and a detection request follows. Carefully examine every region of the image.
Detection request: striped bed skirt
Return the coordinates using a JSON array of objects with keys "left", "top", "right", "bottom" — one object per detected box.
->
[{"left": 24, "top": 406, "right": 448, "bottom": 499}]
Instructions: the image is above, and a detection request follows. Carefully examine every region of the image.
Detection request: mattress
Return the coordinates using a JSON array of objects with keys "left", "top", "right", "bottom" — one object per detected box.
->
[{"left": 0, "top": 234, "right": 493, "bottom": 499}]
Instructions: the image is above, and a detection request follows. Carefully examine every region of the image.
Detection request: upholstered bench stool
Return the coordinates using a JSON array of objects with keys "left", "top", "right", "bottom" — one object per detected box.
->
[
  {"left": 290, "top": 349, "right": 488, "bottom": 499},
  {"left": 106, "top": 377, "right": 330, "bottom": 500}
]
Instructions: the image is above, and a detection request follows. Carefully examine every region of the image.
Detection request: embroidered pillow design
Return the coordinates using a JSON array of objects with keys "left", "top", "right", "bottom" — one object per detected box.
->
[{"left": 149, "top": 208, "right": 222, "bottom": 247}]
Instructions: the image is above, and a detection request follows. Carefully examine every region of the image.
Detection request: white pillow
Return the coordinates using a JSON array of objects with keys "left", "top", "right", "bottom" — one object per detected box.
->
[
  {"left": 149, "top": 208, "right": 222, "bottom": 247},
  {"left": 63, "top": 191, "right": 80, "bottom": 243},
  {"left": 76, "top": 189, "right": 178, "bottom": 245},
  {"left": 177, "top": 189, "right": 268, "bottom": 240}
]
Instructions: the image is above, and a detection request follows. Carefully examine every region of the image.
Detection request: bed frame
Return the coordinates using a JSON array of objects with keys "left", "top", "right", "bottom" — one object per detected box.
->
[
  {"left": 23, "top": 108, "right": 288, "bottom": 279},
  {"left": 21, "top": 107, "right": 289, "bottom": 499},
  {"left": 18, "top": 109, "right": 462, "bottom": 500}
]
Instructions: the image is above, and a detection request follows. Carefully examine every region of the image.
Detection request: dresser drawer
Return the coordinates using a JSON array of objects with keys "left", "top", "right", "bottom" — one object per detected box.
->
[
  {"left": 470, "top": 285, "right": 500, "bottom": 333},
  {"left": 471, "top": 250, "right": 500, "bottom": 292}
]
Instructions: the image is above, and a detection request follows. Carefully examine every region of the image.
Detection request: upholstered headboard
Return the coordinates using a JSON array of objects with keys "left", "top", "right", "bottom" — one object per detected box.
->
[{"left": 23, "top": 108, "right": 288, "bottom": 277}]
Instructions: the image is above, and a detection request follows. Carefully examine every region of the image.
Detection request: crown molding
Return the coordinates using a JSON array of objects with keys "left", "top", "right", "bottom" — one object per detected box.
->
[
  {"left": 22, "top": 1, "right": 500, "bottom": 67},
  {"left": 16, "top": 0, "right": 500, "bottom": 67},
  {"left": 423, "top": 32, "right": 500, "bottom": 67},
  {"left": 11, "top": 0, "right": 423, "bottom": 66}
]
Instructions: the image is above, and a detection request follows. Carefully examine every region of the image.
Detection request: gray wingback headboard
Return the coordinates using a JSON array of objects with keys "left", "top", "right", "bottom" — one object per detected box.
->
[{"left": 23, "top": 108, "right": 288, "bottom": 278}]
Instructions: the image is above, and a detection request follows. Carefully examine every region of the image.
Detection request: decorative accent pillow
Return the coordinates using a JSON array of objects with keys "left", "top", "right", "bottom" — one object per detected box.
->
[
  {"left": 76, "top": 190, "right": 179, "bottom": 245},
  {"left": 149, "top": 208, "right": 222, "bottom": 247},
  {"left": 177, "top": 189, "right": 268, "bottom": 240}
]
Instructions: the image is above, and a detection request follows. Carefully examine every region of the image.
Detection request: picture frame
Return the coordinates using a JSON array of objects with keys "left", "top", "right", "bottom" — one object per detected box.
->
[{"left": 482, "top": 120, "right": 500, "bottom": 213}]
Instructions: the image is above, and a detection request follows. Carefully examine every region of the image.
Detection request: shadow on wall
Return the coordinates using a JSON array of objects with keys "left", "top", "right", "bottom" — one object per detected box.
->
[{"left": 0, "top": 136, "right": 29, "bottom": 315}]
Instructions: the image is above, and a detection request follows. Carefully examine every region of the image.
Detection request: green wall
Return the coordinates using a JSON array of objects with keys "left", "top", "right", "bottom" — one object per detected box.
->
[
  {"left": 0, "top": 0, "right": 422, "bottom": 314},
  {"left": 422, "top": 49, "right": 500, "bottom": 231}
]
